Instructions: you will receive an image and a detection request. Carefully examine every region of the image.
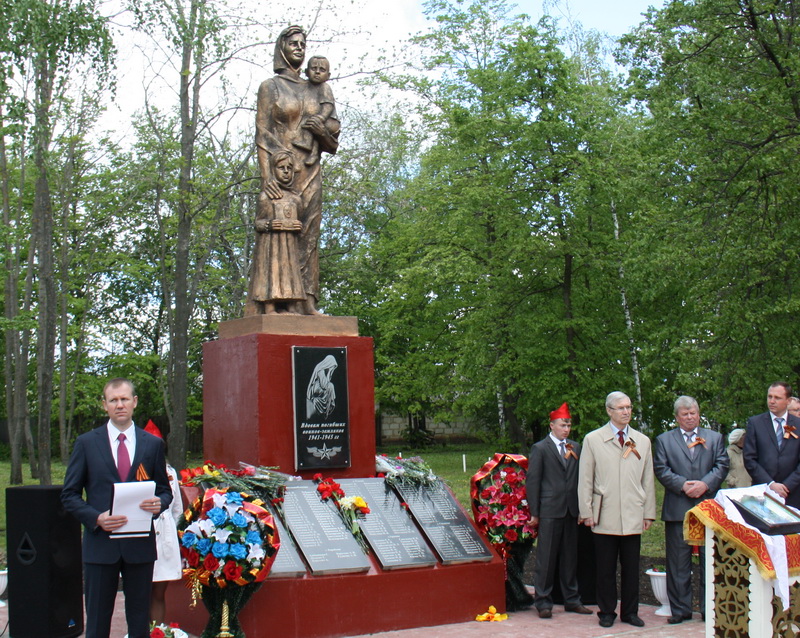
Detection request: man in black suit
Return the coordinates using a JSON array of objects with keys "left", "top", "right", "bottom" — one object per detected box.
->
[
  {"left": 526, "top": 402, "right": 592, "bottom": 619},
  {"left": 654, "top": 396, "right": 728, "bottom": 624},
  {"left": 744, "top": 381, "right": 800, "bottom": 509},
  {"left": 62, "top": 378, "right": 172, "bottom": 638}
]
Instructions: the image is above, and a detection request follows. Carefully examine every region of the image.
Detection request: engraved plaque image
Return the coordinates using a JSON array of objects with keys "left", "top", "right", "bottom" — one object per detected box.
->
[
  {"left": 338, "top": 478, "right": 437, "bottom": 570},
  {"left": 395, "top": 481, "right": 494, "bottom": 565},
  {"left": 293, "top": 347, "right": 350, "bottom": 470},
  {"left": 281, "top": 482, "right": 370, "bottom": 575},
  {"left": 266, "top": 500, "right": 308, "bottom": 578}
]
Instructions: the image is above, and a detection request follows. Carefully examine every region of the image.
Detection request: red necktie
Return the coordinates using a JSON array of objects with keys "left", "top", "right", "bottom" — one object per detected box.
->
[
  {"left": 618, "top": 430, "right": 625, "bottom": 447},
  {"left": 117, "top": 433, "right": 131, "bottom": 481}
]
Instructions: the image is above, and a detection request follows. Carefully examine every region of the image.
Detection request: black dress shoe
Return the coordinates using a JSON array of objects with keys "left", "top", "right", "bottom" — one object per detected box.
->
[
  {"left": 622, "top": 615, "right": 644, "bottom": 627},
  {"left": 599, "top": 617, "right": 614, "bottom": 628},
  {"left": 668, "top": 615, "right": 685, "bottom": 624},
  {"left": 565, "top": 604, "right": 592, "bottom": 614},
  {"left": 538, "top": 608, "right": 552, "bottom": 618}
]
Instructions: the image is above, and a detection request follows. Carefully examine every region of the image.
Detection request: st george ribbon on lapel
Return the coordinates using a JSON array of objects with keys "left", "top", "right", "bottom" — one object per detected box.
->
[{"left": 117, "top": 433, "right": 131, "bottom": 480}]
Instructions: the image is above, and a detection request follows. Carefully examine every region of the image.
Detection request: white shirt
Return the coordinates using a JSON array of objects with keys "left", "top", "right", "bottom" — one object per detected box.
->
[
  {"left": 549, "top": 433, "right": 567, "bottom": 448},
  {"left": 107, "top": 421, "right": 136, "bottom": 468},
  {"left": 610, "top": 424, "right": 629, "bottom": 442},
  {"left": 772, "top": 411, "right": 789, "bottom": 430}
]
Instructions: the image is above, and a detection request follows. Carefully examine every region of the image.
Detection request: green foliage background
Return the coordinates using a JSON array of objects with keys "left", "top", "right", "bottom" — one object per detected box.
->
[{"left": 1, "top": 0, "right": 800, "bottom": 475}]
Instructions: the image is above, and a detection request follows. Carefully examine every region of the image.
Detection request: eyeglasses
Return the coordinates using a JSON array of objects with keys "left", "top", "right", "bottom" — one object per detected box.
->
[{"left": 609, "top": 405, "right": 633, "bottom": 412}]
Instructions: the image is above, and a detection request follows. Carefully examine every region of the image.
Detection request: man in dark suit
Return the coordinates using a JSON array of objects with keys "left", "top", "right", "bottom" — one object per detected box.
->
[
  {"left": 744, "top": 381, "right": 800, "bottom": 509},
  {"left": 526, "top": 402, "right": 592, "bottom": 619},
  {"left": 62, "top": 378, "right": 172, "bottom": 638},
  {"left": 654, "top": 396, "right": 728, "bottom": 624}
]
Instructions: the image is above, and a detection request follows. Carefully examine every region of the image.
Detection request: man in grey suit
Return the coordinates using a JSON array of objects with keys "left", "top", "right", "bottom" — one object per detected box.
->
[
  {"left": 654, "top": 396, "right": 728, "bottom": 625},
  {"left": 526, "top": 402, "right": 592, "bottom": 618},
  {"left": 744, "top": 382, "right": 800, "bottom": 509}
]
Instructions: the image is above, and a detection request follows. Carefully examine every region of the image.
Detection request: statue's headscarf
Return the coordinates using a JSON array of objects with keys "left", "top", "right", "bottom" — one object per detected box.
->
[
  {"left": 271, "top": 150, "right": 297, "bottom": 185},
  {"left": 274, "top": 25, "right": 306, "bottom": 74}
]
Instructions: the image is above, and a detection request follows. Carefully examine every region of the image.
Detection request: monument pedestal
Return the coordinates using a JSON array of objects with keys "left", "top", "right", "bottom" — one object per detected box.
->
[
  {"left": 176, "top": 317, "right": 505, "bottom": 638},
  {"left": 167, "top": 554, "right": 505, "bottom": 638},
  {"left": 203, "top": 318, "right": 374, "bottom": 477}
]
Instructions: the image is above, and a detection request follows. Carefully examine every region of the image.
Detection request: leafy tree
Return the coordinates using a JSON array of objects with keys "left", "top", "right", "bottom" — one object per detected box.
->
[
  {"left": 0, "top": 0, "right": 113, "bottom": 482},
  {"left": 620, "top": 0, "right": 800, "bottom": 424},
  {"left": 365, "top": 0, "right": 644, "bottom": 448}
]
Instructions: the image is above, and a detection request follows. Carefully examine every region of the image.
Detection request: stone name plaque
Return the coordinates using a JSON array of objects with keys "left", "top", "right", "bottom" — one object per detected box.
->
[
  {"left": 292, "top": 346, "right": 351, "bottom": 470},
  {"left": 266, "top": 501, "right": 307, "bottom": 578},
  {"left": 394, "top": 481, "right": 493, "bottom": 565},
  {"left": 281, "top": 482, "right": 370, "bottom": 575},
  {"left": 338, "top": 478, "right": 437, "bottom": 570}
]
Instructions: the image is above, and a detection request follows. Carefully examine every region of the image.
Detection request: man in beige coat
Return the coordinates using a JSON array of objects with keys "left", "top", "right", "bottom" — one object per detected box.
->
[{"left": 578, "top": 391, "right": 656, "bottom": 629}]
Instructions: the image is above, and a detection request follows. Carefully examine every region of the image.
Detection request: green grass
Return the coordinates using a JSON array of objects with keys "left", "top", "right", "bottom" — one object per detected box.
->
[{"left": 0, "top": 444, "right": 667, "bottom": 563}]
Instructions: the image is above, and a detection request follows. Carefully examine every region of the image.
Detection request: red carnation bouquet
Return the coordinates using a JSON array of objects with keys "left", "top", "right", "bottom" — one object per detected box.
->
[
  {"left": 471, "top": 453, "right": 536, "bottom": 611},
  {"left": 470, "top": 453, "right": 536, "bottom": 547}
]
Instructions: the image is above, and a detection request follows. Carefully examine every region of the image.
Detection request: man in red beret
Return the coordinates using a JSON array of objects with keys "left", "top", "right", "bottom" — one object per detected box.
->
[{"left": 526, "top": 402, "right": 592, "bottom": 619}]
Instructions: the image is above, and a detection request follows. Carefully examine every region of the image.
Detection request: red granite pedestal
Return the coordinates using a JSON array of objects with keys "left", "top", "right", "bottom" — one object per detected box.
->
[
  {"left": 202, "top": 326, "right": 375, "bottom": 478},
  {"left": 170, "top": 317, "right": 505, "bottom": 638},
  {"left": 166, "top": 554, "right": 505, "bottom": 638}
]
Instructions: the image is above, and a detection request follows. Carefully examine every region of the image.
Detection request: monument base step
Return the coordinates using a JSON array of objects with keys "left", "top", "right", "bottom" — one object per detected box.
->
[{"left": 166, "top": 554, "right": 505, "bottom": 638}]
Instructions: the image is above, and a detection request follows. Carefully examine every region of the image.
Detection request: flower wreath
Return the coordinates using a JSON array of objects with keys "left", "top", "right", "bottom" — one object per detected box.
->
[
  {"left": 470, "top": 453, "right": 536, "bottom": 547},
  {"left": 179, "top": 487, "right": 280, "bottom": 591}
]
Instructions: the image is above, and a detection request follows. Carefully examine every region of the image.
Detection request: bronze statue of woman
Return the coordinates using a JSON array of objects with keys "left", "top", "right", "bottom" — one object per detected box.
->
[{"left": 246, "top": 25, "right": 340, "bottom": 316}]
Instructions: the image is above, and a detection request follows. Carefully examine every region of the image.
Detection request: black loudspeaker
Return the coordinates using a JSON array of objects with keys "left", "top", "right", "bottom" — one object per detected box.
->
[{"left": 6, "top": 485, "right": 84, "bottom": 638}]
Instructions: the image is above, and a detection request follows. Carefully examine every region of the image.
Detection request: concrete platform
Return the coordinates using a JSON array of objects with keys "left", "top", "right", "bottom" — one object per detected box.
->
[
  {"left": 351, "top": 604, "right": 705, "bottom": 638},
  {"left": 0, "top": 591, "right": 705, "bottom": 638}
]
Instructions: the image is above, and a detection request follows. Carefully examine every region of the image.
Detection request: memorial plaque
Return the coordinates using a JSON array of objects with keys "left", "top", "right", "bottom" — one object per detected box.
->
[
  {"left": 394, "top": 481, "right": 494, "bottom": 565},
  {"left": 266, "top": 501, "right": 307, "bottom": 578},
  {"left": 281, "top": 482, "right": 370, "bottom": 575},
  {"left": 338, "top": 478, "right": 437, "bottom": 570},
  {"left": 292, "top": 346, "right": 351, "bottom": 470}
]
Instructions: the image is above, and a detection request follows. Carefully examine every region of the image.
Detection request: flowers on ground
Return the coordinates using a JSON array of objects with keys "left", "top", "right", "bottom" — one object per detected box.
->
[
  {"left": 470, "top": 453, "right": 536, "bottom": 547},
  {"left": 150, "top": 622, "right": 188, "bottom": 638},
  {"left": 179, "top": 487, "right": 279, "bottom": 590},
  {"left": 475, "top": 605, "right": 508, "bottom": 622}
]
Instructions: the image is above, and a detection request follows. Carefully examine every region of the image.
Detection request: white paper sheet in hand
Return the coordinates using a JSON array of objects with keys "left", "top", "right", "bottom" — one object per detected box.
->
[{"left": 111, "top": 480, "right": 156, "bottom": 538}]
